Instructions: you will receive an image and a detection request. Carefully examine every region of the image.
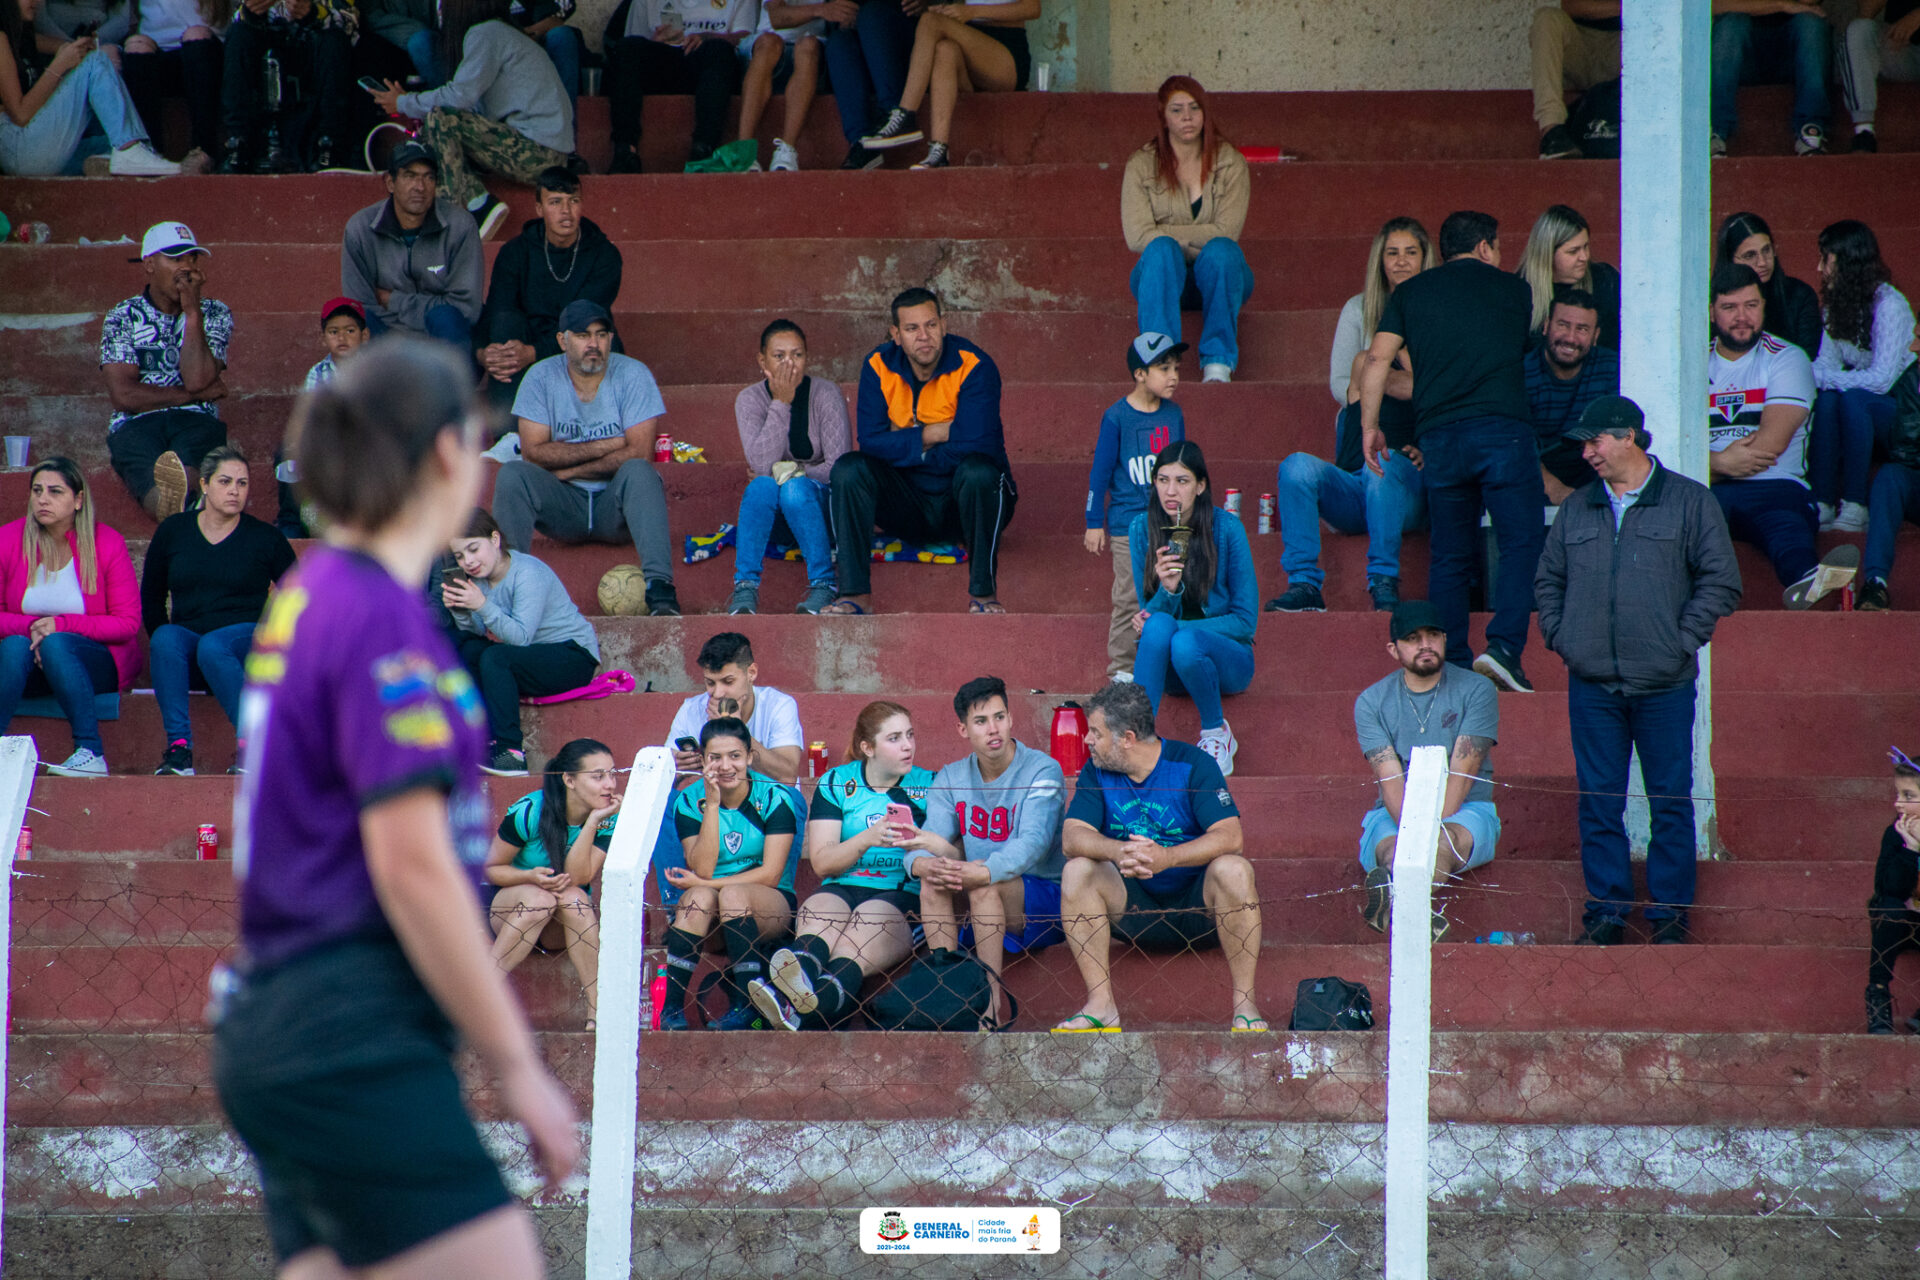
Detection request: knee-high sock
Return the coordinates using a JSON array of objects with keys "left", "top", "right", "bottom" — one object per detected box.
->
[
  {"left": 721, "top": 916, "right": 766, "bottom": 1005},
  {"left": 812, "top": 955, "right": 867, "bottom": 1024},
  {"left": 663, "top": 925, "right": 704, "bottom": 1014}
]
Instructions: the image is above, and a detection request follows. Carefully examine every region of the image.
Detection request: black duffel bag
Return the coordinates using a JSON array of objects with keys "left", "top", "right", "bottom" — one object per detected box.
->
[
  {"left": 868, "top": 948, "right": 1019, "bottom": 1031},
  {"left": 1287, "top": 976, "right": 1375, "bottom": 1031}
]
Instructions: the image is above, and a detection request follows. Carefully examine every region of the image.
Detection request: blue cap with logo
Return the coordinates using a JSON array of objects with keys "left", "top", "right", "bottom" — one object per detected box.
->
[{"left": 1128, "top": 331, "right": 1189, "bottom": 373}]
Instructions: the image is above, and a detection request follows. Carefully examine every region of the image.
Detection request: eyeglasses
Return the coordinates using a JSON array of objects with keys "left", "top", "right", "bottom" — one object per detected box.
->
[{"left": 568, "top": 768, "right": 623, "bottom": 783}]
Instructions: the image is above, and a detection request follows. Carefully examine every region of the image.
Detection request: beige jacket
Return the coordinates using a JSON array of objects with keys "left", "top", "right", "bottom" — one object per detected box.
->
[{"left": 1119, "top": 141, "right": 1250, "bottom": 260}]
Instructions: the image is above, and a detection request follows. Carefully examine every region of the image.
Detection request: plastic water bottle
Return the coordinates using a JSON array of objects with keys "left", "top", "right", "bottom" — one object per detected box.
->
[
  {"left": 1474, "top": 931, "right": 1537, "bottom": 946},
  {"left": 648, "top": 966, "right": 667, "bottom": 1029}
]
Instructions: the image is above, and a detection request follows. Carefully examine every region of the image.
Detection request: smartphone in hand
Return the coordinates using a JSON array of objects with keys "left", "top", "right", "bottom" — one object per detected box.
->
[
  {"left": 358, "top": 75, "right": 387, "bottom": 94},
  {"left": 885, "top": 803, "right": 913, "bottom": 830}
]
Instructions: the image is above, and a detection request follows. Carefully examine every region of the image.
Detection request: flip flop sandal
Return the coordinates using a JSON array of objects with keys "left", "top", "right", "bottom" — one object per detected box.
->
[
  {"left": 968, "top": 598, "right": 1007, "bottom": 614},
  {"left": 1051, "top": 1012, "right": 1122, "bottom": 1033},
  {"left": 819, "top": 598, "right": 869, "bottom": 616},
  {"left": 1230, "top": 1014, "right": 1270, "bottom": 1033}
]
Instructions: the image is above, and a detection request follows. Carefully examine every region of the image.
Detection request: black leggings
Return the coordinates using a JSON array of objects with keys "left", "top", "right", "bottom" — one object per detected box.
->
[
  {"left": 125, "top": 38, "right": 225, "bottom": 157},
  {"left": 455, "top": 635, "right": 598, "bottom": 750},
  {"left": 604, "top": 35, "right": 742, "bottom": 153},
  {"left": 1868, "top": 907, "right": 1920, "bottom": 987}
]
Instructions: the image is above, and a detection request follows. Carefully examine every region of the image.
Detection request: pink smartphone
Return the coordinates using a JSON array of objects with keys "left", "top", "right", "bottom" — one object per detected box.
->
[{"left": 885, "top": 803, "right": 913, "bottom": 829}]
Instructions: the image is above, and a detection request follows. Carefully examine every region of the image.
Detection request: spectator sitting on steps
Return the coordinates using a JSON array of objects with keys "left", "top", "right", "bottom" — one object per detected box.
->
[
  {"left": 730, "top": 318, "right": 852, "bottom": 617},
  {"left": 1525, "top": 288, "right": 1618, "bottom": 504},
  {"left": 364, "top": 0, "right": 577, "bottom": 242},
  {"left": 1053, "top": 680, "right": 1265, "bottom": 1034},
  {"left": 857, "top": 0, "right": 1038, "bottom": 170},
  {"left": 494, "top": 299, "right": 682, "bottom": 617},
  {"left": 217, "top": 0, "right": 354, "bottom": 173},
  {"left": 1865, "top": 746, "right": 1920, "bottom": 1032},
  {"left": 476, "top": 166, "right": 624, "bottom": 413},
  {"left": 341, "top": 141, "right": 484, "bottom": 350},
  {"left": 1717, "top": 211, "right": 1823, "bottom": 359},
  {"left": 145, "top": 446, "right": 296, "bottom": 779},
  {"left": 1710, "top": 0, "right": 1833, "bottom": 156},
  {"left": 1518, "top": 204, "right": 1620, "bottom": 350},
  {"left": 824, "top": 287, "right": 1016, "bottom": 616},
  {"left": 1353, "top": 599, "right": 1502, "bottom": 944},
  {"left": 0, "top": 0, "right": 179, "bottom": 177},
  {"left": 1529, "top": 1, "right": 1620, "bottom": 159},
  {"left": 0, "top": 458, "right": 140, "bottom": 779},
  {"left": 1855, "top": 317, "right": 1920, "bottom": 612},
  {"left": 735, "top": 2, "right": 829, "bottom": 172},
  {"left": 602, "top": 0, "right": 757, "bottom": 173},
  {"left": 121, "top": 0, "right": 223, "bottom": 167},
  {"left": 1839, "top": 0, "right": 1920, "bottom": 153},
  {"left": 101, "top": 221, "right": 232, "bottom": 521}
]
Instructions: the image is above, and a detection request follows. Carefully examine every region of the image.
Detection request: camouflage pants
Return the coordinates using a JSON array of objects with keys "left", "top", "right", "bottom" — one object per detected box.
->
[{"left": 417, "top": 107, "right": 570, "bottom": 209}]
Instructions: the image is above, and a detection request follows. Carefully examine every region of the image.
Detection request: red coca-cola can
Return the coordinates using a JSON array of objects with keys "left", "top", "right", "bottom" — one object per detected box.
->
[
  {"left": 653, "top": 432, "right": 673, "bottom": 464},
  {"left": 807, "top": 742, "right": 830, "bottom": 778},
  {"left": 14, "top": 825, "right": 30, "bottom": 862},
  {"left": 197, "top": 824, "right": 219, "bottom": 861},
  {"left": 1222, "top": 488, "right": 1241, "bottom": 515}
]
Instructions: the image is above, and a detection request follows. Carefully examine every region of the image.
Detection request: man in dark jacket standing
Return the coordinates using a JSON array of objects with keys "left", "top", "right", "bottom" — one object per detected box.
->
[
  {"left": 476, "top": 167, "right": 623, "bottom": 411},
  {"left": 1535, "top": 396, "right": 1742, "bottom": 946},
  {"left": 824, "top": 287, "right": 1018, "bottom": 614}
]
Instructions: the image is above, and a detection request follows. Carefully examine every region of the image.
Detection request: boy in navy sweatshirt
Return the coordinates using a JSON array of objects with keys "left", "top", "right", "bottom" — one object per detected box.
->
[{"left": 1086, "top": 333, "right": 1187, "bottom": 679}]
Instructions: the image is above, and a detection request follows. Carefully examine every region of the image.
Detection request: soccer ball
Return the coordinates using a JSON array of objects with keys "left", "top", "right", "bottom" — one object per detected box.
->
[{"left": 597, "top": 564, "right": 650, "bottom": 616}]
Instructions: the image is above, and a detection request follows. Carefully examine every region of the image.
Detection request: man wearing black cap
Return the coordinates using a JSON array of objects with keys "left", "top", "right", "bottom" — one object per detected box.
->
[
  {"left": 340, "top": 142, "right": 484, "bottom": 350},
  {"left": 493, "top": 300, "right": 682, "bottom": 616},
  {"left": 1535, "top": 395, "right": 1742, "bottom": 946},
  {"left": 1352, "top": 599, "right": 1502, "bottom": 940}
]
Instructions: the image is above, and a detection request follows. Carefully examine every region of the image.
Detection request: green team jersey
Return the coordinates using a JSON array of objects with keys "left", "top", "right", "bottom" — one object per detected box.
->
[
  {"left": 498, "top": 790, "right": 616, "bottom": 888},
  {"left": 672, "top": 771, "right": 801, "bottom": 891},
  {"left": 808, "top": 760, "right": 935, "bottom": 893}
]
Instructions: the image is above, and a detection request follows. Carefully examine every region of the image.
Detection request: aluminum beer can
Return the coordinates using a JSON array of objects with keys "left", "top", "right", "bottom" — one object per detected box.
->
[
  {"left": 197, "top": 824, "right": 219, "bottom": 861},
  {"left": 1257, "top": 493, "right": 1275, "bottom": 534},
  {"left": 807, "top": 742, "right": 830, "bottom": 778},
  {"left": 653, "top": 433, "right": 673, "bottom": 464},
  {"left": 1222, "top": 489, "right": 1241, "bottom": 515},
  {"left": 14, "top": 825, "right": 29, "bottom": 861}
]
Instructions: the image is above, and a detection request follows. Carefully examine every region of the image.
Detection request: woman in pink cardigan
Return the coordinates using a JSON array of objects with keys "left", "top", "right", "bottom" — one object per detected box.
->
[{"left": 0, "top": 458, "right": 141, "bottom": 777}]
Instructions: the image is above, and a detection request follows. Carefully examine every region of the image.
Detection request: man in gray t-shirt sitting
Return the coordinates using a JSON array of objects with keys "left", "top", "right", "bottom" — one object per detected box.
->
[
  {"left": 1352, "top": 600, "right": 1501, "bottom": 940},
  {"left": 492, "top": 299, "right": 681, "bottom": 616}
]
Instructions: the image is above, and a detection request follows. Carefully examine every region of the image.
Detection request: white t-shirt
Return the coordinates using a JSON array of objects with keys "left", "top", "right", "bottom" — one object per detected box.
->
[
  {"left": 21, "top": 560, "right": 85, "bottom": 617},
  {"left": 627, "top": 0, "right": 762, "bottom": 39},
  {"left": 1707, "top": 333, "right": 1815, "bottom": 488},
  {"left": 756, "top": 0, "right": 825, "bottom": 42},
  {"left": 665, "top": 683, "right": 804, "bottom": 755},
  {"left": 511, "top": 353, "right": 666, "bottom": 494}
]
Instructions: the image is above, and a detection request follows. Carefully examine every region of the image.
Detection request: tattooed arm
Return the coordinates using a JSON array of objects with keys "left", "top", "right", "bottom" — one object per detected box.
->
[
  {"left": 1445, "top": 735, "right": 1494, "bottom": 818},
  {"left": 1365, "top": 744, "right": 1406, "bottom": 824}
]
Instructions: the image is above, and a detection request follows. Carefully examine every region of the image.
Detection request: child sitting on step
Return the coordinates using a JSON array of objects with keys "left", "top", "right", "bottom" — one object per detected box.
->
[{"left": 1866, "top": 746, "right": 1920, "bottom": 1033}]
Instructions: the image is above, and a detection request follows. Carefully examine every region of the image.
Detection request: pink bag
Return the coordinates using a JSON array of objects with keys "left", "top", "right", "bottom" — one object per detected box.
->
[{"left": 520, "top": 669, "right": 637, "bottom": 706}]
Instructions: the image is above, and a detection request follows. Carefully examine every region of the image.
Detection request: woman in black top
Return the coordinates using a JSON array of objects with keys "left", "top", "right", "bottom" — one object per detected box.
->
[
  {"left": 1866, "top": 751, "right": 1920, "bottom": 1033},
  {"left": 1716, "top": 211, "right": 1823, "bottom": 357},
  {"left": 143, "top": 446, "right": 295, "bottom": 776}
]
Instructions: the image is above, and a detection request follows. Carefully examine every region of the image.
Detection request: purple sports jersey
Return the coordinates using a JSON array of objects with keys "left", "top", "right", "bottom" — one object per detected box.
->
[{"left": 232, "top": 547, "right": 492, "bottom": 970}]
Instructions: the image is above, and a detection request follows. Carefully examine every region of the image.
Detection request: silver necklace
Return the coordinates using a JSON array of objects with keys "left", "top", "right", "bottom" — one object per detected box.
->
[
  {"left": 1402, "top": 678, "right": 1438, "bottom": 735},
  {"left": 543, "top": 235, "right": 580, "bottom": 283}
]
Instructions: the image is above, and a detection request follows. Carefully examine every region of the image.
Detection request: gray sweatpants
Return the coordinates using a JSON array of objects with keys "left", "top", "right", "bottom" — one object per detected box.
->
[{"left": 491, "top": 459, "right": 675, "bottom": 585}]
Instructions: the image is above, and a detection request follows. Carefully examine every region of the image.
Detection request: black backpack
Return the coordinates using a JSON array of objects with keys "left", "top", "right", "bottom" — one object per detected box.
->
[
  {"left": 1569, "top": 78, "right": 1623, "bottom": 159},
  {"left": 868, "top": 948, "right": 1019, "bottom": 1031},
  {"left": 1287, "top": 976, "right": 1375, "bottom": 1031}
]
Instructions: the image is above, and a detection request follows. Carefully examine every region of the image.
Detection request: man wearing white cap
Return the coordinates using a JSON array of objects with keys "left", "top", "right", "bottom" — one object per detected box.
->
[{"left": 100, "top": 223, "right": 232, "bottom": 520}]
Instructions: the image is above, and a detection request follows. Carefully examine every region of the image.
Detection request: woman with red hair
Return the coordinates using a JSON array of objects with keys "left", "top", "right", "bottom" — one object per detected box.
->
[{"left": 1121, "top": 75, "right": 1254, "bottom": 383}]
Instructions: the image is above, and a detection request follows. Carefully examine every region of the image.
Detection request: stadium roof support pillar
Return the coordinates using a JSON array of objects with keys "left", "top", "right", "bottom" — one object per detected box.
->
[{"left": 1621, "top": 1, "right": 1718, "bottom": 857}]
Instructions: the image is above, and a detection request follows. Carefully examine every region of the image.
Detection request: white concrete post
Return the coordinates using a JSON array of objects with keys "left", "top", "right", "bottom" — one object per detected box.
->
[
  {"left": 584, "top": 746, "right": 674, "bottom": 1280},
  {"left": 0, "top": 735, "right": 40, "bottom": 1261},
  {"left": 1620, "top": 0, "right": 1717, "bottom": 857},
  {"left": 1383, "top": 745, "right": 1445, "bottom": 1280}
]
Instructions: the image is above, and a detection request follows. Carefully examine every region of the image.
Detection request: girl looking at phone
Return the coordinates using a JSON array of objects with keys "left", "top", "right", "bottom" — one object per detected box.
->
[
  {"left": 749, "top": 700, "right": 934, "bottom": 1030},
  {"left": 1127, "top": 440, "right": 1257, "bottom": 778}
]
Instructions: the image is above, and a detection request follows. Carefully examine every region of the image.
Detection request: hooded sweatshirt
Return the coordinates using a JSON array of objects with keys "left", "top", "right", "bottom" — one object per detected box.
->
[
  {"left": 478, "top": 216, "right": 625, "bottom": 358},
  {"left": 396, "top": 19, "right": 574, "bottom": 154}
]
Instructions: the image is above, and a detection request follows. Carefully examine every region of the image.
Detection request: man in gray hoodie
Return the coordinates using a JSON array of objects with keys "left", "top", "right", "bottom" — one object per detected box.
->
[
  {"left": 904, "top": 675, "right": 1066, "bottom": 1026},
  {"left": 1535, "top": 396, "right": 1742, "bottom": 947},
  {"left": 340, "top": 142, "right": 484, "bottom": 349}
]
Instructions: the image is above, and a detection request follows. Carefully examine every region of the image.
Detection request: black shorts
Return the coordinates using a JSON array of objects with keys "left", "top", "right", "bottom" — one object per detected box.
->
[
  {"left": 106, "top": 408, "right": 227, "bottom": 501},
  {"left": 212, "top": 937, "right": 513, "bottom": 1269},
  {"left": 1114, "top": 874, "right": 1219, "bottom": 951},
  {"left": 972, "top": 22, "right": 1031, "bottom": 90},
  {"left": 813, "top": 881, "right": 920, "bottom": 920}
]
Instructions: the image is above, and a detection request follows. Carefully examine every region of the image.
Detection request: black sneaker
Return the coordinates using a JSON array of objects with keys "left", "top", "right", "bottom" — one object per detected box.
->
[
  {"left": 1857, "top": 578, "right": 1891, "bottom": 612},
  {"left": 1367, "top": 576, "right": 1400, "bottom": 612},
  {"left": 840, "top": 143, "right": 884, "bottom": 171},
  {"left": 1852, "top": 128, "right": 1879, "bottom": 154},
  {"left": 658, "top": 1006, "right": 690, "bottom": 1031},
  {"left": 1264, "top": 584, "right": 1326, "bottom": 613},
  {"left": 482, "top": 744, "right": 529, "bottom": 777},
  {"left": 1577, "top": 918, "right": 1625, "bottom": 946},
  {"left": 472, "top": 194, "right": 508, "bottom": 241},
  {"left": 1650, "top": 916, "right": 1691, "bottom": 945},
  {"left": 1361, "top": 867, "right": 1392, "bottom": 934},
  {"left": 860, "top": 107, "right": 923, "bottom": 151},
  {"left": 310, "top": 136, "right": 337, "bottom": 171},
  {"left": 910, "top": 142, "right": 949, "bottom": 170},
  {"left": 1867, "top": 984, "right": 1895, "bottom": 1034},
  {"left": 1538, "top": 124, "right": 1582, "bottom": 159},
  {"left": 645, "top": 582, "right": 682, "bottom": 618},
  {"left": 1473, "top": 643, "right": 1534, "bottom": 693},
  {"left": 154, "top": 741, "right": 195, "bottom": 777}
]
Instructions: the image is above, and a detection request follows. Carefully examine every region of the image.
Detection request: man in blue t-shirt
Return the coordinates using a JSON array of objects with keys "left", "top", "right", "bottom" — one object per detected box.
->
[
  {"left": 492, "top": 299, "right": 681, "bottom": 616},
  {"left": 1054, "top": 681, "right": 1265, "bottom": 1033}
]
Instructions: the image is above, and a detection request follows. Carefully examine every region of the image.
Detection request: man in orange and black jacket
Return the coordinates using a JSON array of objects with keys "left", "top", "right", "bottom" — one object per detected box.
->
[{"left": 825, "top": 287, "right": 1018, "bottom": 613}]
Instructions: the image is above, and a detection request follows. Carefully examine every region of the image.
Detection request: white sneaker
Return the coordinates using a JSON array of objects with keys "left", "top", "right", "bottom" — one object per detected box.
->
[
  {"left": 1784, "top": 544, "right": 1860, "bottom": 610},
  {"left": 1198, "top": 723, "right": 1236, "bottom": 778},
  {"left": 1816, "top": 502, "right": 1838, "bottom": 531},
  {"left": 1833, "top": 500, "right": 1869, "bottom": 534},
  {"left": 47, "top": 748, "right": 108, "bottom": 778},
  {"left": 1202, "top": 363, "right": 1232, "bottom": 383},
  {"left": 1109, "top": 671, "right": 1135, "bottom": 684},
  {"left": 770, "top": 139, "right": 799, "bottom": 171},
  {"left": 109, "top": 142, "right": 182, "bottom": 177},
  {"left": 745, "top": 159, "right": 764, "bottom": 172}
]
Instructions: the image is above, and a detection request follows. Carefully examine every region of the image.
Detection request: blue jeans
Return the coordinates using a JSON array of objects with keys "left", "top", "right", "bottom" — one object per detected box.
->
[
  {"left": 825, "top": 0, "right": 915, "bottom": 144},
  {"left": 0, "top": 631, "right": 118, "bottom": 756},
  {"left": 1711, "top": 12, "right": 1831, "bottom": 139},
  {"left": 734, "top": 474, "right": 834, "bottom": 588},
  {"left": 543, "top": 24, "right": 582, "bottom": 107},
  {"left": 1864, "top": 462, "right": 1920, "bottom": 585},
  {"left": 1569, "top": 676, "right": 1697, "bottom": 925},
  {"left": 1419, "top": 418, "right": 1545, "bottom": 668},
  {"left": 405, "top": 28, "right": 447, "bottom": 88},
  {"left": 368, "top": 303, "right": 472, "bottom": 351},
  {"left": 150, "top": 622, "right": 253, "bottom": 746},
  {"left": 1810, "top": 387, "right": 1897, "bottom": 508},
  {"left": 1133, "top": 613, "right": 1253, "bottom": 731},
  {"left": 1275, "top": 450, "right": 1426, "bottom": 590},
  {"left": 1713, "top": 478, "right": 1817, "bottom": 586},
  {"left": 1130, "top": 237, "right": 1255, "bottom": 371},
  {"left": 0, "top": 50, "right": 148, "bottom": 176}
]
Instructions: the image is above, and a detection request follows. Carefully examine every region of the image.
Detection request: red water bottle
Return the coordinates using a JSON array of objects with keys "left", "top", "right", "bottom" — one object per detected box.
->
[
  {"left": 1050, "top": 702, "right": 1089, "bottom": 776},
  {"left": 648, "top": 966, "right": 667, "bottom": 1029}
]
